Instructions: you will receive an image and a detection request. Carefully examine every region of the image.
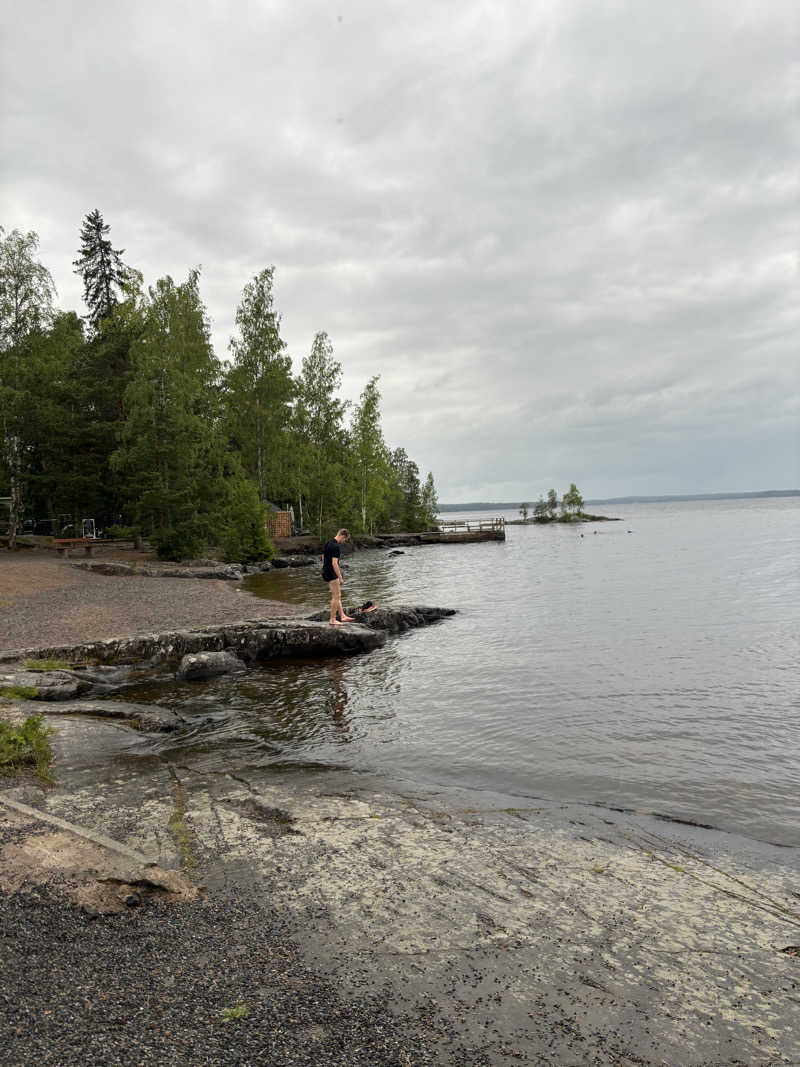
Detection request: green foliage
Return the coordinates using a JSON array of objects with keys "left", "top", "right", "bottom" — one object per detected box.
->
[
  {"left": 152, "top": 522, "right": 206, "bottom": 562},
  {"left": 349, "top": 376, "right": 390, "bottom": 533},
  {"left": 533, "top": 497, "right": 549, "bottom": 519},
  {"left": 112, "top": 270, "right": 223, "bottom": 536},
  {"left": 561, "top": 483, "right": 585, "bottom": 514},
  {"left": 292, "top": 331, "right": 349, "bottom": 535},
  {"left": 105, "top": 525, "right": 141, "bottom": 540},
  {"left": 1, "top": 231, "right": 440, "bottom": 548},
  {"left": 218, "top": 477, "right": 273, "bottom": 563},
  {"left": 519, "top": 502, "right": 529, "bottom": 520},
  {"left": 0, "top": 686, "right": 39, "bottom": 700},
  {"left": 73, "top": 209, "right": 128, "bottom": 332},
  {"left": 0, "top": 227, "right": 56, "bottom": 349},
  {"left": 420, "top": 472, "right": 439, "bottom": 528},
  {"left": 224, "top": 267, "right": 294, "bottom": 504},
  {"left": 0, "top": 227, "right": 58, "bottom": 548},
  {"left": 23, "top": 659, "right": 72, "bottom": 671},
  {"left": 546, "top": 489, "right": 559, "bottom": 518},
  {"left": 221, "top": 1004, "right": 249, "bottom": 1023},
  {"left": 0, "top": 714, "right": 54, "bottom": 782}
]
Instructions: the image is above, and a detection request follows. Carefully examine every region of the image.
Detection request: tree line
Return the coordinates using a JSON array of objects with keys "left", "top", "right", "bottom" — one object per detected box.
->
[{"left": 0, "top": 213, "right": 439, "bottom": 559}]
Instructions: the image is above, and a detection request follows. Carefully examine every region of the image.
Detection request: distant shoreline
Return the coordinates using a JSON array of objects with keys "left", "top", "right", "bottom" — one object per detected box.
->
[{"left": 440, "top": 489, "right": 799, "bottom": 511}]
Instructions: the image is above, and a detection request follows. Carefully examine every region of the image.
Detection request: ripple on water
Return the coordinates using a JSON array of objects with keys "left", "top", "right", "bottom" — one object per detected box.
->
[{"left": 111, "top": 499, "right": 799, "bottom": 847}]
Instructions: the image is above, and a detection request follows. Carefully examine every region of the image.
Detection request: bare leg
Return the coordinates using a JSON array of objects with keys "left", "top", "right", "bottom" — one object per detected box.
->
[
  {"left": 337, "top": 579, "right": 354, "bottom": 621},
  {"left": 328, "top": 584, "right": 345, "bottom": 623}
]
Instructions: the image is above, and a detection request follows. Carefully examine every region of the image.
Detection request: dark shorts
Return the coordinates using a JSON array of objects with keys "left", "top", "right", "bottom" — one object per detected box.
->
[{"left": 322, "top": 572, "right": 337, "bottom": 583}]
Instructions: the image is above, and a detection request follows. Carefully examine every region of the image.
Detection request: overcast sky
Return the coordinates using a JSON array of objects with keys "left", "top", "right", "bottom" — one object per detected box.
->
[{"left": 2, "top": 0, "right": 797, "bottom": 501}]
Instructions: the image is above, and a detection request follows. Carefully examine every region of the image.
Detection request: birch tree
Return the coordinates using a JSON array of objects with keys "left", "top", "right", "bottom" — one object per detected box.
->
[
  {"left": 293, "top": 331, "right": 348, "bottom": 533},
  {"left": 349, "top": 376, "right": 389, "bottom": 533},
  {"left": 224, "top": 267, "right": 294, "bottom": 505},
  {"left": 0, "top": 228, "right": 56, "bottom": 547}
]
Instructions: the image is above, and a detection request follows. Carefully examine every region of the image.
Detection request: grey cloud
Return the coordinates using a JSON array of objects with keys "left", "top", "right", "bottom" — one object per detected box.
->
[{"left": 2, "top": 0, "right": 797, "bottom": 499}]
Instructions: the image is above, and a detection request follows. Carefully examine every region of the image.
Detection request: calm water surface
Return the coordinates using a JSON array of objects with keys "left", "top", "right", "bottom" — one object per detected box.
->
[{"left": 126, "top": 498, "right": 800, "bottom": 847}]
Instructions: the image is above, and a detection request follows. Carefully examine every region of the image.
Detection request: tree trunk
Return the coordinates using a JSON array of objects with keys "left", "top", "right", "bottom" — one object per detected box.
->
[
  {"left": 8, "top": 470, "right": 19, "bottom": 550},
  {"left": 6, "top": 435, "right": 20, "bottom": 550}
]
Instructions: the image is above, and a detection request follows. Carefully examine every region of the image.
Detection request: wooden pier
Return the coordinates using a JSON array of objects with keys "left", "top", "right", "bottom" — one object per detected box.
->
[
  {"left": 436, "top": 518, "right": 505, "bottom": 535},
  {"left": 374, "top": 518, "right": 505, "bottom": 547}
]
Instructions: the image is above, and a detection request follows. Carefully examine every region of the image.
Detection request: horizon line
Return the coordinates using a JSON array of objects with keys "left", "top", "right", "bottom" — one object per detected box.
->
[{"left": 439, "top": 489, "right": 799, "bottom": 508}]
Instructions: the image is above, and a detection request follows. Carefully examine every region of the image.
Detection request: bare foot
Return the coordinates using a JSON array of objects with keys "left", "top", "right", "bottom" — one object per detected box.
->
[
  {"left": 329, "top": 619, "right": 344, "bottom": 626},
  {"left": 339, "top": 615, "right": 355, "bottom": 622}
]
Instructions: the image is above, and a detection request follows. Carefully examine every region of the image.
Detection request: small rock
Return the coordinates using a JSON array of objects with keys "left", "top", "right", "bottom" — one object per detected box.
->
[{"left": 176, "top": 650, "right": 248, "bottom": 682}]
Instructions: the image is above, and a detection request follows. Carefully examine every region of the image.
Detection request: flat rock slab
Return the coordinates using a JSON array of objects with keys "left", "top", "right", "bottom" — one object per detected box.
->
[
  {"left": 19, "top": 698, "right": 183, "bottom": 732},
  {"left": 0, "top": 668, "right": 91, "bottom": 701},
  {"left": 0, "top": 803, "right": 198, "bottom": 915},
  {"left": 9, "top": 765, "right": 799, "bottom": 1065},
  {"left": 71, "top": 561, "right": 244, "bottom": 580},
  {"left": 3, "top": 605, "right": 453, "bottom": 668},
  {"left": 307, "top": 604, "right": 457, "bottom": 634},
  {"left": 4, "top": 617, "right": 387, "bottom": 667}
]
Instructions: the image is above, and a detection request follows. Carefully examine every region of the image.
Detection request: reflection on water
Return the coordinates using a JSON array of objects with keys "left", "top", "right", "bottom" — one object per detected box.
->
[{"left": 111, "top": 499, "right": 800, "bottom": 847}]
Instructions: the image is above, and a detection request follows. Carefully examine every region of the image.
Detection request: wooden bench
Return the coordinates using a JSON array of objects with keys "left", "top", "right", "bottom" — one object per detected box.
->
[{"left": 53, "top": 538, "right": 94, "bottom": 557}]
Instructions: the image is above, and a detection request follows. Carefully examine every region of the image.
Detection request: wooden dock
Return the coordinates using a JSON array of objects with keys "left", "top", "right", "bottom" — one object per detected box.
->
[{"left": 376, "top": 518, "right": 505, "bottom": 547}]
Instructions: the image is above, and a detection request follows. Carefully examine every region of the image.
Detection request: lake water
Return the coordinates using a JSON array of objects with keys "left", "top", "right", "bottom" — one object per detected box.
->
[{"left": 129, "top": 497, "right": 799, "bottom": 848}]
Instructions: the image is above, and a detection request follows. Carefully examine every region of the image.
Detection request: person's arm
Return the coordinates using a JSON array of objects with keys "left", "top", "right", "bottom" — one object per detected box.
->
[{"left": 334, "top": 555, "right": 343, "bottom": 583}]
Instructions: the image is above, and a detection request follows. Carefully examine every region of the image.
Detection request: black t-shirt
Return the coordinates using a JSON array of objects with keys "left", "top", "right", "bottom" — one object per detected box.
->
[{"left": 321, "top": 539, "right": 341, "bottom": 581}]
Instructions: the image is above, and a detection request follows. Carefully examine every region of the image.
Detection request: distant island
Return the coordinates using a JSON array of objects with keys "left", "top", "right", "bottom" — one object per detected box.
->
[{"left": 439, "top": 490, "right": 799, "bottom": 512}]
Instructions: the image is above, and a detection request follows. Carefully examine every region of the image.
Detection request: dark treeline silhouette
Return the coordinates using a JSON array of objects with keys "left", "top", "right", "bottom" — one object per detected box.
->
[{"left": 0, "top": 214, "right": 438, "bottom": 559}]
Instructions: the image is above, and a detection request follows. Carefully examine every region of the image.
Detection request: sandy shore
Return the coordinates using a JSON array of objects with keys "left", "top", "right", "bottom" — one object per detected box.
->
[{"left": 0, "top": 549, "right": 295, "bottom": 652}]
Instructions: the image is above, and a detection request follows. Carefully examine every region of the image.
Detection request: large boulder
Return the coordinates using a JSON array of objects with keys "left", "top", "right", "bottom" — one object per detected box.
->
[
  {"left": 270, "top": 555, "right": 316, "bottom": 569},
  {"left": 243, "top": 560, "right": 273, "bottom": 574},
  {"left": 176, "top": 649, "right": 248, "bottom": 682}
]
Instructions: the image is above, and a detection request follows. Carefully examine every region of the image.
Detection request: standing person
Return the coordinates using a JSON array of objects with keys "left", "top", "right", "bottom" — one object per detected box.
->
[{"left": 322, "top": 529, "right": 353, "bottom": 626}]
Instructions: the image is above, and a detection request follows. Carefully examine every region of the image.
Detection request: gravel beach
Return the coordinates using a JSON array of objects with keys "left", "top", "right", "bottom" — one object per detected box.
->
[
  {"left": 0, "top": 550, "right": 295, "bottom": 652},
  {"left": 0, "top": 884, "right": 465, "bottom": 1067}
]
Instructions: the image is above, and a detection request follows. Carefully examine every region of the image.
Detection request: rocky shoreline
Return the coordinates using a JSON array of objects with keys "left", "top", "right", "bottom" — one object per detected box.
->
[
  {"left": 2, "top": 551, "right": 799, "bottom": 1064},
  {"left": 0, "top": 605, "right": 455, "bottom": 734}
]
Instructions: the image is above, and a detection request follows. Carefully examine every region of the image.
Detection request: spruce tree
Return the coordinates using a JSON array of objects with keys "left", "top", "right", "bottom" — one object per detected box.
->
[
  {"left": 73, "top": 209, "right": 127, "bottom": 331},
  {"left": 112, "top": 270, "right": 223, "bottom": 552}
]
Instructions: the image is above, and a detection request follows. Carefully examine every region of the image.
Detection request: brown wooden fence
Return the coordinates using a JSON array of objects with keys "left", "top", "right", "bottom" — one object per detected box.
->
[{"left": 266, "top": 511, "right": 292, "bottom": 538}]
